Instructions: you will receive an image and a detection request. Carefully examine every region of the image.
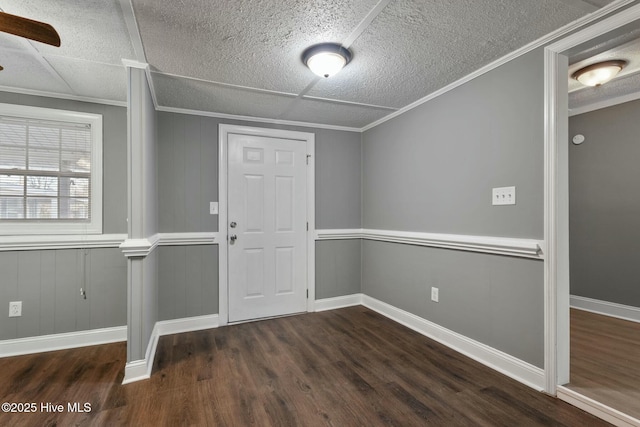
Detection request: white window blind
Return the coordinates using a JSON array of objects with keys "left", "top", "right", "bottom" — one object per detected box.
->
[
  {"left": 0, "top": 103, "right": 102, "bottom": 235},
  {"left": 0, "top": 117, "right": 92, "bottom": 220}
]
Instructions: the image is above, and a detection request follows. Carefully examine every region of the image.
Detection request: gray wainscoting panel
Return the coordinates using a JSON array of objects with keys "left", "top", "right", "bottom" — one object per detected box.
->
[
  {"left": 362, "top": 48, "right": 544, "bottom": 239},
  {"left": 315, "top": 239, "right": 362, "bottom": 299},
  {"left": 0, "top": 91, "right": 128, "bottom": 234},
  {"left": 569, "top": 99, "right": 640, "bottom": 308},
  {"left": 0, "top": 248, "right": 127, "bottom": 341},
  {"left": 362, "top": 240, "right": 544, "bottom": 368},
  {"left": 158, "top": 245, "right": 219, "bottom": 321}
]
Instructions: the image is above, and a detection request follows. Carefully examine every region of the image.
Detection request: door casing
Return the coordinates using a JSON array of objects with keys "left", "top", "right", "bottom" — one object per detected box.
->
[{"left": 218, "top": 124, "right": 315, "bottom": 326}]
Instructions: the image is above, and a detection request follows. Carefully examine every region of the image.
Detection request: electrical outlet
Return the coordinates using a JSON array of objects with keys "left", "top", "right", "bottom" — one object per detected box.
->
[
  {"left": 431, "top": 287, "right": 439, "bottom": 303},
  {"left": 9, "top": 301, "right": 22, "bottom": 317}
]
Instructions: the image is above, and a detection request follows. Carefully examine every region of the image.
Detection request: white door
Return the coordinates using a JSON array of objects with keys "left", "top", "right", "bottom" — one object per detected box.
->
[{"left": 227, "top": 133, "right": 308, "bottom": 323}]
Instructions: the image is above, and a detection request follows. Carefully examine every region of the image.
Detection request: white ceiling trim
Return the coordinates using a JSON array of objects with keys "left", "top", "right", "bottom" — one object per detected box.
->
[
  {"left": 0, "top": 85, "right": 127, "bottom": 107},
  {"left": 152, "top": 71, "right": 300, "bottom": 98},
  {"left": 118, "top": 0, "right": 147, "bottom": 62},
  {"left": 361, "top": 0, "right": 638, "bottom": 132},
  {"left": 342, "top": 0, "right": 393, "bottom": 48},
  {"left": 155, "top": 105, "right": 361, "bottom": 133},
  {"left": 569, "top": 89, "right": 640, "bottom": 116},
  {"left": 301, "top": 95, "right": 397, "bottom": 111}
]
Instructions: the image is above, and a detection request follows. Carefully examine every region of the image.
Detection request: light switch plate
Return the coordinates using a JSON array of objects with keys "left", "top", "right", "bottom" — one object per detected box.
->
[
  {"left": 492, "top": 186, "right": 516, "bottom": 206},
  {"left": 209, "top": 202, "right": 218, "bottom": 215}
]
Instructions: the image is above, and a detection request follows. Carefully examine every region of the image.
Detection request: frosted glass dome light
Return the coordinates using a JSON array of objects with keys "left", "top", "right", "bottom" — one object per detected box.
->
[
  {"left": 573, "top": 60, "right": 626, "bottom": 87},
  {"left": 302, "top": 43, "right": 352, "bottom": 78}
]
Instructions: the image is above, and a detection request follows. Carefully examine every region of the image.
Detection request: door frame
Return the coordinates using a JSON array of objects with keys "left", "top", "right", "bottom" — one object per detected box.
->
[
  {"left": 218, "top": 124, "right": 316, "bottom": 326},
  {"left": 543, "top": 0, "right": 640, "bottom": 395}
]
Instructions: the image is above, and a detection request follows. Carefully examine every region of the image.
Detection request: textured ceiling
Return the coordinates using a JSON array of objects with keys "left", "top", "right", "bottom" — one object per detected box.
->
[{"left": 0, "top": 0, "right": 629, "bottom": 129}]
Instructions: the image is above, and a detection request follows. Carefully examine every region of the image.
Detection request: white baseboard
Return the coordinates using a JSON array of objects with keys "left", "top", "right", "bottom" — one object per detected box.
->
[
  {"left": 122, "top": 359, "right": 150, "bottom": 384},
  {"left": 570, "top": 295, "right": 640, "bottom": 324},
  {"left": 122, "top": 314, "right": 219, "bottom": 384},
  {"left": 314, "top": 294, "right": 363, "bottom": 312},
  {"left": 361, "top": 295, "right": 545, "bottom": 391},
  {"left": 557, "top": 386, "right": 640, "bottom": 427},
  {"left": 156, "top": 314, "right": 220, "bottom": 336},
  {"left": 0, "top": 326, "right": 126, "bottom": 358}
]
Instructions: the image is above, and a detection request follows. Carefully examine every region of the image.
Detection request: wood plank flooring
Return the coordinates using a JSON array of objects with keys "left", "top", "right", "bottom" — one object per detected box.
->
[
  {"left": 0, "top": 306, "right": 610, "bottom": 426},
  {"left": 567, "top": 308, "right": 640, "bottom": 420}
]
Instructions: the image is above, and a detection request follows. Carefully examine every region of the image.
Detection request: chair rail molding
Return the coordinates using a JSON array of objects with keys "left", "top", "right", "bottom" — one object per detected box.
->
[{"left": 315, "top": 228, "right": 543, "bottom": 259}]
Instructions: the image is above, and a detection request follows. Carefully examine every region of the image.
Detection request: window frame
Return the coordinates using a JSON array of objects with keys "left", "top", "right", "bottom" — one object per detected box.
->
[{"left": 0, "top": 103, "right": 102, "bottom": 235}]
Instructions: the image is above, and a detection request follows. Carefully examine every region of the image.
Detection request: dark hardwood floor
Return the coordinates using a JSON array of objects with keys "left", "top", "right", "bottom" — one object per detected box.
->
[
  {"left": 568, "top": 308, "right": 640, "bottom": 420},
  {"left": 1, "top": 306, "right": 610, "bottom": 426}
]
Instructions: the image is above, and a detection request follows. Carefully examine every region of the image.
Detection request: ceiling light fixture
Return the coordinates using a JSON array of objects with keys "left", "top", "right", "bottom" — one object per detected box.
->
[
  {"left": 572, "top": 60, "right": 627, "bottom": 87},
  {"left": 302, "top": 43, "right": 352, "bottom": 78}
]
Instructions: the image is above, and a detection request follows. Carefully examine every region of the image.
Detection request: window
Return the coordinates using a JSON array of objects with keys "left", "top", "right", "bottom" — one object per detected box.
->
[{"left": 0, "top": 103, "right": 102, "bottom": 235}]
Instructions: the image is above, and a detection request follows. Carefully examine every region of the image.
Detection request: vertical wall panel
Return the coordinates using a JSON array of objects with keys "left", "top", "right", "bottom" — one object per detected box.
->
[
  {"left": 0, "top": 252, "right": 19, "bottom": 340},
  {"left": 185, "top": 245, "right": 204, "bottom": 316},
  {"left": 39, "top": 251, "right": 56, "bottom": 336},
  {"left": 76, "top": 250, "right": 91, "bottom": 332},
  {"left": 315, "top": 240, "right": 362, "bottom": 299},
  {"left": 54, "top": 250, "right": 80, "bottom": 334},
  {"left": 158, "top": 245, "right": 219, "bottom": 321},
  {"left": 184, "top": 115, "right": 203, "bottom": 231}
]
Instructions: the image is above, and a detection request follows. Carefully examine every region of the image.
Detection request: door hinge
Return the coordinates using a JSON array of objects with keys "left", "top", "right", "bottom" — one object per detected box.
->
[
  {"left": 306, "top": 154, "right": 311, "bottom": 165},
  {"left": 307, "top": 289, "right": 309, "bottom": 298}
]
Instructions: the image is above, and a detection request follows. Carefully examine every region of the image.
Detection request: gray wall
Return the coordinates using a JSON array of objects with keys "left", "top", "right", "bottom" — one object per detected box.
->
[
  {"left": 0, "top": 92, "right": 128, "bottom": 234},
  {"left": 361, "top": 48, "right": 546, "bottom": 366},
  {"left": 157, "top": 112, "right": 362, "bottom": 232},
  {"left": 569, "top": 99, "right": 640, "bottom": 307},
  {"left": 315, "top": 239, "right": 361, "bottom": 300},
  {"left": 362, "top": 241, "right": 544, "bottom": 367},
  {"left": 363, "top": 50, "right": 544, "bottom": 239},
  {"left": 156, "top": 112, "right": 363, "bottom": 320},
  {"left": 158, "top": 245, "right": 218, "bottom": 320},
  {"left": 0, "top": 92, "right": 128, "bottom": 341},
  {"left": 0, "top": 248, "right": 126, "bottom": 341}
]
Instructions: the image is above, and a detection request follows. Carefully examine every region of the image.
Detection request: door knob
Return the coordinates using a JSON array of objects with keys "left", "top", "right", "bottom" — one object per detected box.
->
[
  {"left": 230, "top": 221, "right": 237, "bottom": 228},
  {"left": 230, "top": 235, "right": 237, "bottom": 242}
]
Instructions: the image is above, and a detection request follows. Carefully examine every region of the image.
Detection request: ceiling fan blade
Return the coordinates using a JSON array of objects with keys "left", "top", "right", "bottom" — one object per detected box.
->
[{"left": 0, "top": 11, "right": 60, "bottom": 47}]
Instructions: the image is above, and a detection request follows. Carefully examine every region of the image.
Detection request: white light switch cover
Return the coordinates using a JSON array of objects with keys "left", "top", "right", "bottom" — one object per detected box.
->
[
  {"left": 209, "top": 202, "right": 218, "bottom": 215},
  {"left": 492, "top": 186, "right": 516, "bottom": 206}
]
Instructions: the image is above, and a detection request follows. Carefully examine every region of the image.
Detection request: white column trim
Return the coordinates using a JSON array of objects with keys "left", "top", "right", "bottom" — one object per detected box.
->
[
  {"left": 122, "top": 314, "right": 219, "bottom": 384},
  {"left": 120, "top": 233, "right": 160, "bottom": 258}
]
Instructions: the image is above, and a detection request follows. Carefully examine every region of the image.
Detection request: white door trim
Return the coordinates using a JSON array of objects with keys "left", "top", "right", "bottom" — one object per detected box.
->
[
  {"left": 218, "top": 124, "right": 315, "bottom": 326},
  {"left": 543, "top": 0, "right": 640, "bottom": 396}
]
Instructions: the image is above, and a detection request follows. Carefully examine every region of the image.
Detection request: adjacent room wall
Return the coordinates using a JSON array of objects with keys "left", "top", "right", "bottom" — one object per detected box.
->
[
  {"left": 156, "top": 112, "right": 362, "bottom": 320},
  {"left": 569, "top": 99, "right": 640, "bottom": 308},
  {"left": 0, "top": 92, "right": 128, "bottom": 342},
  {"left": 361, "top": 48, "right": 545, "bottom": 368}
]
